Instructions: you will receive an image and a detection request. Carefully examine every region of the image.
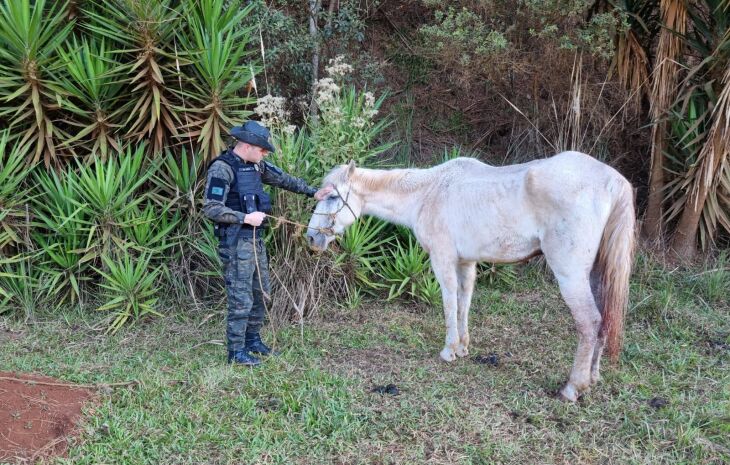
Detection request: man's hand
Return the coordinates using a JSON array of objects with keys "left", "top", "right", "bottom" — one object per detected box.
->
[
  {"left": 243, "top": 211, "right": 266, "bottom": 227},
  {"left": 314, "top": 185, "right": 335, "bottom": 201}
]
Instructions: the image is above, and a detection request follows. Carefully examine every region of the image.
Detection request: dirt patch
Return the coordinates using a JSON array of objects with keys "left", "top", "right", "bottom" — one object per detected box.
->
[{"left": 0, "top": 372, "right": 95, "bottom": 464}]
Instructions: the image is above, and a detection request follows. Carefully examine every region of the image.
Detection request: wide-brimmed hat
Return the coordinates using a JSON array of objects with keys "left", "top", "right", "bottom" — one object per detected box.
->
[{"left": 229, "top": 121, "right": 275, "bottom": 152}]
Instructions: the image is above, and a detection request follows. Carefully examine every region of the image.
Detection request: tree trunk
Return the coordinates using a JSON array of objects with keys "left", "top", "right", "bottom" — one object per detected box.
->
[
  {"left": 671, "top": 72, "right": 730, "bottom": 261},
  {"left": 644, "top": 130, "right": 665, "bottom": 241},
  {"left": 671, "top": 191, "right": 703, "bottom": 261},
  {"left": 643, "top": 0, "right": 687, "bottom": 244},
  {"left": 671, "top": 149, "right": 721, "bottom": 261},
  {"left": 308, "top": 0, "right": 321, "bottom": 121}
]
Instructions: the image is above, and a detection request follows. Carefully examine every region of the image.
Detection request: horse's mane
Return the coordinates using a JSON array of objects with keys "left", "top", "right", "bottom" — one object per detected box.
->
[{"left": 324, "top": 158, "right": 484, "bottom": 193}]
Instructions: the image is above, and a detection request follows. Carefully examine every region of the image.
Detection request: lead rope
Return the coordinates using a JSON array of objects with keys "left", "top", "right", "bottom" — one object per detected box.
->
[{"left": 246, "top": 184, "right": 355, "bottom": 350}]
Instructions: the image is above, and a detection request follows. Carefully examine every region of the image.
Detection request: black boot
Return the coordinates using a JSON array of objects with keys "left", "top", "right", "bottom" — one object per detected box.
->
[
  {"left": 227, "top": 349, "right": 261, "bottom": 366},
  {"left": 245, "top": 333, "right": 280, "bottom": 356}
]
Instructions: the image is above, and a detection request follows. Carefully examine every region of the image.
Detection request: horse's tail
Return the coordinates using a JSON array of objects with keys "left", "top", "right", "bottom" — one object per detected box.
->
[{"left": 595, "top": 179, "right": 636, "bottom": 363}]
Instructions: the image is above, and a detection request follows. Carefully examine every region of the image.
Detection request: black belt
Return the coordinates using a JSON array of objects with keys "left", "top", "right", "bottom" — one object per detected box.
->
[{"left": 215, "top": 223, "right": 266, "bottom": 245}]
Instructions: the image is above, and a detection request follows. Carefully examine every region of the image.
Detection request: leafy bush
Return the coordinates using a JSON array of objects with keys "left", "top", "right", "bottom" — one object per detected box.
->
[
  {"left": 96, "top": 252, "right": 162, "bottom": 333},
  {"left": 419, "top": 7, "right": 508, "bottom": 67},
  {"left": 336, "top": 217, "right": 392, "bottom": 291},
  {"left": 0, "top": 255, "right": 39, "bottom": 320},
  {"left": 0, "top": 131, "right": 32, "bottom": 252}
]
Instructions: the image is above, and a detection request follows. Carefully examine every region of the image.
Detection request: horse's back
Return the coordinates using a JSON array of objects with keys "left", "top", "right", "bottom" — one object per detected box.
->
[
  {"left": 428, "top": 151, "right": 628, "bottom": 263},
  {"left": 523, "top": 151, "right": 629, "bottom": 206},
  {"left": 523, "top": 152, "right": 630, "bottom": 258}
]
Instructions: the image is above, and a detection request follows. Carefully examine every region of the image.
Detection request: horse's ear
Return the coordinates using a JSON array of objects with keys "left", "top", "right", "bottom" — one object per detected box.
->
[{"left": 347, "top": 160, "right": 356, "bottom": 177}]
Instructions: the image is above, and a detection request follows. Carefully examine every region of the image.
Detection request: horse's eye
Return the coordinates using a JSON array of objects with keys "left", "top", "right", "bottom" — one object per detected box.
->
[{"left": 328, "top": 195, "right": 340, "bottom": 201}]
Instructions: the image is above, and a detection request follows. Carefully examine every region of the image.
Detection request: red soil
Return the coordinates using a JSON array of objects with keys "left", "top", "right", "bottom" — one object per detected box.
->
[{"left": 0, "top": 372, "right": 95, "bottom": 464}]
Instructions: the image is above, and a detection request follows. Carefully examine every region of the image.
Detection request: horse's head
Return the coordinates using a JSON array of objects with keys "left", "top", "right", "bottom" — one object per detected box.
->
[{"left": 306, "top": 161, "right": 362, "bottom": 251}]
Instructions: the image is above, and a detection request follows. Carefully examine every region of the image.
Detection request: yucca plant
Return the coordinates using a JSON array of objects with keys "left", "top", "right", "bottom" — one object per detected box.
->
[
  {"left": 122, "top": 201, "right": 181, "bottom": 256},
  {"left": 181, "top": 221, "right": 225, "bottom": 300},
  {"left": 377, "top": 232, "right": 432, "bottom": 302},
  {"left": 176, "top": 0, "right": 258, "bottom": 161},
  {"left": 336, "top": 216, "right": 392, "bottom": 291},
  {"left": 54, "top": 37, "right": 124, "bottom": 160},
  {"left": 478, "top": 262, "right": 518, "bottom": 288},
  {"left": 96, "top": 251, "right": 162, "bottom": 333},
  {"left": 0, "top": 0, "right": 74, "bottom": 165},
  {"left": 0, "top": 130, "right": 33, "bottom": 252},
  {"left": 416, "top": 273, "right": 441, "bottom": 307},
  {"left": 33, "top": 168, "right": 90, "bottom": 305},
  {"left": 0, "top": 254, "right": 39, "bottom": 320},
  {"left": 33, "top": 234, "right": 89, "bottom": 306},
  {"left": 267, "top": 127, "right": 323, "bottom": 242},
  {"left": 341, "top": 285, "right": 364, "bottom": 310},
  {"left": 84, "top": 0, "right": 182, "bottom": 155},
  {"left": 663, "top": 92, "right": 709, "bottom": 219},
  {"left": 73, "top": 145, "right": 156, "bottom": 260},
  {"left": 149, "top": 149, "right": 218, "bottom": 299},
  {"left": 644, "top": 0, "right": 688, "bottom": 239},
  {"left": 150, "top": 149, "right": 204, "bottom": 216}
]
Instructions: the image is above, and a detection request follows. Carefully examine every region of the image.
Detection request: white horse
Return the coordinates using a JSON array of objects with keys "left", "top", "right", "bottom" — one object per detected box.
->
[{"left": 306, "top": 151, "right": 635, "bottom": 401}]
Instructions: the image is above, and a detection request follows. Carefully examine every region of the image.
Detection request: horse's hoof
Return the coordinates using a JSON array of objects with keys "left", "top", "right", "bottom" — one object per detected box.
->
[
  {"left": 590, "top": 373, "right": 602, "bottom": 386},
  {"left": 456, "top": 344, "right": 469, "bottom": 358},
  {"left": 559, "top": 384, "right": 579, "bottom": 403},
  {"left": 439, "top": 347, "right": 456, "bottom": 362}
]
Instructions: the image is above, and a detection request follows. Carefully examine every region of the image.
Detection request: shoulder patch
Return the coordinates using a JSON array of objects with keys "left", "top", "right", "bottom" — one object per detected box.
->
[{"left": 207, "top": 177, "right": 227, "bottom": 201}]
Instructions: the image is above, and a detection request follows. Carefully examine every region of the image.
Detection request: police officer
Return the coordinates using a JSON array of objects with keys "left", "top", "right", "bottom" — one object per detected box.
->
[{"left": 203, "top": 121, "right": 333, "bottom": 366}]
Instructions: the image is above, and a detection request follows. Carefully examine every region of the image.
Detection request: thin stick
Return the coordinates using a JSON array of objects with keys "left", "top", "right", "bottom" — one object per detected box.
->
[{"left": 0, "top": 377, "right": 139, "bottom": 390}]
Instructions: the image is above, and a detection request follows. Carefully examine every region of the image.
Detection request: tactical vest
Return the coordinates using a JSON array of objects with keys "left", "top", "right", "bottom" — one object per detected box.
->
[{"left": 211, "top": 150, "right": 272, "bottom": 216}]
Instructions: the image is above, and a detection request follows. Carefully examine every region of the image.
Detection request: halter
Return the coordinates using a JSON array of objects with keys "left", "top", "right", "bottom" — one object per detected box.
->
[{"left": 312, "top": 183, "right": 357, "bottom": 237}]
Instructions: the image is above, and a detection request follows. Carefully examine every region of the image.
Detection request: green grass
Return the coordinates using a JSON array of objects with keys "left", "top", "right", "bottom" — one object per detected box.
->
[{"left": 0, "top": 259, "right": 728, "bottom": 464}]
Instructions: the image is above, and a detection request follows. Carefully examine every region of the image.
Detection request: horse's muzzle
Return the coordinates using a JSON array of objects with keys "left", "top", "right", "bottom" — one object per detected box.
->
[{"left": 306, "top": 230, "right": 328, "bottom": 251}]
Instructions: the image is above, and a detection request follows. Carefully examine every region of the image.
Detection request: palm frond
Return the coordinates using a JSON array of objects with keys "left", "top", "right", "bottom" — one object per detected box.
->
[
  {"left": 0, "top": 130, "right": 32, "bottom": 251},
  {"left": 0, "top": 0, "right": 74, "bottom": 165},
  {"left": 84, "top": 0, "right": 182, "bottom": 155},
  {"left": 54, "top": 37, "right": 124, "bottom": 160},
  {"left": 175, "top": 0, "right": 258, "bottom": 161}
]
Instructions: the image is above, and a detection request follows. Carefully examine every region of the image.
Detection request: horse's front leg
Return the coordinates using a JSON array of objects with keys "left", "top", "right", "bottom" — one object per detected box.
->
[
  {"left": 430, "top": 252, "right": 460, "bottom": 362},
  {"left": 456, "top": 261, "right": 477, "bottom": 357}
]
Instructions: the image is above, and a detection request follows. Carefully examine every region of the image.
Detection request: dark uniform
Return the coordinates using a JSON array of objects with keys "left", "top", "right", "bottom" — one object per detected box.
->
[{"left": 203, "top": 147, "right": 317, "bottom": 364}]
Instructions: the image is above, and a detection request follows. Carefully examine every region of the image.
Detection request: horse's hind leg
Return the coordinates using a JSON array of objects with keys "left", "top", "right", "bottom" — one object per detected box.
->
[
  {"left": 590, "top": 332, "right": 606, "bottom": 385},
  {"left": 541, "top": 216, "right": 605, "bottom": 401},
  {"left": 430, "top": 251, "right": 460, "bottom": 362},
  {"left": 589, "top": 270, "right": 606, "bottom": 385},
  {"left": 456, "top": 261, "right": 477, "bottom": 357},
  {"left": 555, "top": 273, "right": 602, "bottom": 402}
]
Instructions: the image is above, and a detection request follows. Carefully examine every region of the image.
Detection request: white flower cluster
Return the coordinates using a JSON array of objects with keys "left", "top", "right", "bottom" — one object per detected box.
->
[
  {"left": 314, "top": 78, "right": 341, "bottom": 109},
  {"left": 282, "top": 124, "right": 297, "bottom": 135},
  {"left": 363, "top": 91, "right": 378, "bottom": 119},
  {"left": 312, "top": 57, "right": 379, "bottom": 131},
  {"left": 325, "top": 55, "right": 353, "bottom": 79},
  {"left": 254, "top": 94, "right": 291, "bottom": 128}
]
